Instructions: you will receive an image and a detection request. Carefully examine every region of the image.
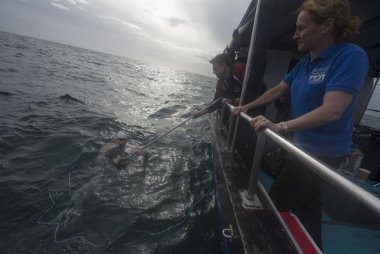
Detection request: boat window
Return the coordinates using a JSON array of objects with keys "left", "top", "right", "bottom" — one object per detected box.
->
[{"left": 361, "top": 76, "right": 380, "bottom": 129}]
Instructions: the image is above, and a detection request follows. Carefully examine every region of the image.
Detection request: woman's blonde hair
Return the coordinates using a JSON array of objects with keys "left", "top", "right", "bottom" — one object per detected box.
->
[{"left": 298, "top": 0, "right": 361, "bottom": 42}]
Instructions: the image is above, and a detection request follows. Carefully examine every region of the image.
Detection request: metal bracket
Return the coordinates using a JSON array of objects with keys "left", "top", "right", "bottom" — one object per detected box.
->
[
  {"left": 240, "top": 190, "right": 263, "bottom": 210},
  {"left": 222, "top": 224, "right": 239, "bottom": 242}
]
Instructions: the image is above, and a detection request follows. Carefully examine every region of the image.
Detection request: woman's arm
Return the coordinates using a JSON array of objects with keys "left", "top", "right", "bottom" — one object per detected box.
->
[
  {"left": 233, "top": 81, "right": 290, "bottom": 114},
  {"left": 284, "top": 91, "right": 353, "bottom": 132},
  {"left": 250, "top": 91, "right": 353, "bottom": 133}
]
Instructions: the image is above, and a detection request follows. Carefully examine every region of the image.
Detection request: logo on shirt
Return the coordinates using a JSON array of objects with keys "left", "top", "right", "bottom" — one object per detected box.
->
[{"left": 308, "top": 67, "right": 329, "bottom": 84}]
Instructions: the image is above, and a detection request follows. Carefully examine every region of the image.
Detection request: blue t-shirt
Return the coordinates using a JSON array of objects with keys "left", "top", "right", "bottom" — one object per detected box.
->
[{"left": 283, "top": 43, "right": 368, "bottom": 157}]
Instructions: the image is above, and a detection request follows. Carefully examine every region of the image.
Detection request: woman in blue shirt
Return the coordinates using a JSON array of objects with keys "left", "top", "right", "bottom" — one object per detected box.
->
[{"left": 233, "top": 0, "right": 368, "bottom": 250}]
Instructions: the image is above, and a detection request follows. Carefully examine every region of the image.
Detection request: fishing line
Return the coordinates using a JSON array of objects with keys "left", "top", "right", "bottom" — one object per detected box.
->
[
  {"left": 37, "top": 192, "right": 121, "bottom": 248},
  {"left": 37, "top": 173, "right": 214, "bottom": 248}
]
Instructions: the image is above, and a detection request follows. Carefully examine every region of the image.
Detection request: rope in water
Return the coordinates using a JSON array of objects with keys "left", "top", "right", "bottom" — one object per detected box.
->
[
  {"left": 37, "top": 192, "right": 120, "bottom": 248},
  {"left": 37, "top": 170, "right": 214, "bottom": 248},
  {"left": 37, "top": 101, "right": 220, "bottom": 247}
]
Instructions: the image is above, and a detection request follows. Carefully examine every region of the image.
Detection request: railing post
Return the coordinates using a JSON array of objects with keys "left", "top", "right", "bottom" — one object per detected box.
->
[
  {"left": 218, "top": 105, "right": 226, "bottom": 130},
  {"left": 240, "top": 131, "right": 266, "bottom": 209},
  {"left": 227, "top": 112, "right": 236, "bottom": 150},
  {"left": 247, "top": 132, "right": 266, "bottom": 196},
  {"left": 225, "top": 102, "right": 264, "bottom": 208}
]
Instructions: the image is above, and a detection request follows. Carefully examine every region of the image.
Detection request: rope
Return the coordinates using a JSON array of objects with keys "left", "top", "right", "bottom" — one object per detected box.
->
[
  {"left": 37, "top": 192, "right": 120, "bottom": 247},
  {"left": 37, "top": 170, "right": 214, "bottom": 248}
]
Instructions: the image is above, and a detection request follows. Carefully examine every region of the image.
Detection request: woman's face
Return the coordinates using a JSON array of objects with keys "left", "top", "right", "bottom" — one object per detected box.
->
[{"left": 293, "top": 11, "right": 326, "bottom": 52}]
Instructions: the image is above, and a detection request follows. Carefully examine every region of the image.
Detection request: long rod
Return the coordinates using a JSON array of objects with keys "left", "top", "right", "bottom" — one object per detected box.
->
[
  {"left": 225, "top": 102, "right": 380, "bottom": 218},
  {"left": 125, "top": 117, "right": 193, "bottom": 160},
  {"left": 126, "top": 98, "right": 223, "bottom": 160}
]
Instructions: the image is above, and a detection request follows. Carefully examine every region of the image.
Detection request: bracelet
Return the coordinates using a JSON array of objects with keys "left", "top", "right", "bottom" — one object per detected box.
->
[{"left": 279, "top": 121, "right": 288, "bottom": 134}]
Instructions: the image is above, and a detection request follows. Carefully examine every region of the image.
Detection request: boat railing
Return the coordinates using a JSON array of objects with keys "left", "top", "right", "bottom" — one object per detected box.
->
[{"left": 223, "top": 102, "right": 380, "bottom": 219}]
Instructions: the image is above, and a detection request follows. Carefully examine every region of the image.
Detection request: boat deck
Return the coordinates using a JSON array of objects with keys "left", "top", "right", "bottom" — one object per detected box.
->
[
  {"left": 211, "top": 113, "right": 300, "bottom": 254},
  {"left": 259, "top": 162, "right": 380, "bottom": 253},
  {"left": 211, "top": 111, "right": 380, "bottom": 253}
]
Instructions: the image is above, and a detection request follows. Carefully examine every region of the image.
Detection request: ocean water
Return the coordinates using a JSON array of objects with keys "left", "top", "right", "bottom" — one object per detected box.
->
[
  {"left": 1, "top": 30, "right": 380, "bottom": 254},
  {"left": 0, "top": 31, "right": 220, "bottom": 253}
]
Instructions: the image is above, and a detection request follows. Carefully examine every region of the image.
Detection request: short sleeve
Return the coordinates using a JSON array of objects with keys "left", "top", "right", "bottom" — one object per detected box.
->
[
  {"left": 283, "top": 57, "right": 305, "bottom": 86},
  {"left": 326, "top": 46, "right": 369, "bottom": 96}
]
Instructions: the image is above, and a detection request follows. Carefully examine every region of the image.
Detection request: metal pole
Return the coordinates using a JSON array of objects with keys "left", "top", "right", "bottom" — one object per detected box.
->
[
  {"left": 227, "top": 113, "right": 236, "bottom": 149},
  {"left": 219, "top": 104, "right": 226, "bottom": 130},
  {"left": 225, "top": 102, "right": 237, "bottom": 149},
  {"left": 125, "top": 117, "right": 193, "bottom": 160},
  {"left": 246, "top": 132, "right": 266, "bottom": 198},
  {"left": 231, "top": 0, "right": 274, "bottom": 151},
  {"left": 231, "top": 0, "right": 263, "bottom": 151},
  {"left": 125, "top": 97, "right": 224, "bottom": 160},
  {"left": 225, "top": 102, "right": 380, "bottom": 218},
  {"left": 225, "top": 102, "right": 264, "bottom": 207},
  {"left": 263, "top": 128, "right": 380, "bottom": 218}
]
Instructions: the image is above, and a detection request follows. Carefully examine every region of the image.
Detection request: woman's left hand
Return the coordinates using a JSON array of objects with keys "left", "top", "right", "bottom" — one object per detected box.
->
[{"left": 249, "top": 115, "right": 283, "bottom": 134}]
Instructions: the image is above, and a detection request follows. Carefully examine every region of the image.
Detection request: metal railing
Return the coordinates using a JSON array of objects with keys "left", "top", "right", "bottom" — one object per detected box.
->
[{"left": 224, "top": 102, "right": 380, "bottom": 218}]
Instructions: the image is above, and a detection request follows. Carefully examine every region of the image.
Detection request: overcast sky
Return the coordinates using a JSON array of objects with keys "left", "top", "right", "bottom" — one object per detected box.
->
[{"left": 0, "top": 0, "right": 251, "bottom": 76}]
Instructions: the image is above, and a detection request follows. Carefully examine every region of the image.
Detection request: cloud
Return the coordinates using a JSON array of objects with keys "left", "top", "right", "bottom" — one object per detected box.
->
[
  {"left": 167, "top": 17, "right": 187, "bottom": 27},
  {"left": 1, "top": 0, "right": 251, "bottom": 75},
  {"left": 76, "top": 6, "right": 87, "bottom": 12},
  {"left": 97, "top": 15, "right": 141, "bottom": 31},
  {"left": 64, "top": 0, "right": 89, "bottom": 11},
  {"left": 87, "top": 0, "right": 250, "bottom": 74},
  {"left": 67, "top": 0, "right": 89, "bottom": 4},
  {"left": 51, "top": 2, "right": 70, "bottom": 11}
]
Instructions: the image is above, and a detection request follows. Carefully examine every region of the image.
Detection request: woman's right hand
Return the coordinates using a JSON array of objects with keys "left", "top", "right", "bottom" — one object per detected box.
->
[{"left": 232, "top": 106, "right": 247, "bottom": 115}]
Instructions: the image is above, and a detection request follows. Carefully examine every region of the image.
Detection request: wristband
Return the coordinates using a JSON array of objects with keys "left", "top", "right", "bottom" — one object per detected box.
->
[{"left": 279, "top": 121, "right": 288, "bottom": 134}]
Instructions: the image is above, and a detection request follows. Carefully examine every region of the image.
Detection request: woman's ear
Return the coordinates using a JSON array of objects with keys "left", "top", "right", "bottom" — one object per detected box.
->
[{"left": 322, "top": 18, "right": 334, "bottom": 35}]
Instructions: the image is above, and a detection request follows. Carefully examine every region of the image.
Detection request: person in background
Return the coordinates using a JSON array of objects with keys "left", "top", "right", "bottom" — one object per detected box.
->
[
  {"left": 233, "top": 0, "right": 368, "bottom": 249},
  {"left": 96, "top": 130, "right": 146, "bottom": 165},
  {"left": 193, "top": 53, "right": 245, "bottom": 118}
]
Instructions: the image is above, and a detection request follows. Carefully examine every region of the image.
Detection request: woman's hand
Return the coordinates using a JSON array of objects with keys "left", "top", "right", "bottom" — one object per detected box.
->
[
  {"left": 232, "top": 105, "right": 247, "bottom": 115},
  {"left": 249, "top": 115, "right": 283, "bottom": 134}
]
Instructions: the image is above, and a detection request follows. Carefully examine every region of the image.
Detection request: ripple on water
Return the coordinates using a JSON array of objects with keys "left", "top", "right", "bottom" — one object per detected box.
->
[{"left": 0, "top": 31, "right": 220, "bottom": 254}]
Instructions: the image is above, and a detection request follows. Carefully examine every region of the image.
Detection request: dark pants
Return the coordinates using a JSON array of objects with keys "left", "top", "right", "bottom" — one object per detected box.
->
[{"left": 269, "top": 154, "right": 343, "bottom": 250}]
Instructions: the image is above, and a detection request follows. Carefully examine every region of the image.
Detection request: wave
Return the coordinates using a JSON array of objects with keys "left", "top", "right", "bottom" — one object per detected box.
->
[
  {"left": 14, "top": 53, "right": 24, "bottom": 58},
  {"left": 0, "top": 31, "right": 218, "bottom": 253},
  {"left": 89, "top": 61, "right": 105, "bottom": 66},
  {"left": 0, "top": 138, "right": 14, "bottom": 154},
  {"left": 0, "top": 68, "right": 18, "bottom": 73},
  {"left": 148, "top": 105, "right": 185, "bottom": 119},
  {"left": 15, "top": 45, "right": 29, "bottom": 50},
  {"left": 0, "top": 91, "right": 13, "bottom": 96},
  {"left": 59, "top": 94, "right": 85, "bottom": 104},
  {"left": 123, "top": 87, "right": 146, "bottom": 97}
]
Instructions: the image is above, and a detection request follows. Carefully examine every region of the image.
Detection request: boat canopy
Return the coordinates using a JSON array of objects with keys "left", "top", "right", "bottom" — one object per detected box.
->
[{"left": 229, "top": 0, "right": 380, "bottom": 71}]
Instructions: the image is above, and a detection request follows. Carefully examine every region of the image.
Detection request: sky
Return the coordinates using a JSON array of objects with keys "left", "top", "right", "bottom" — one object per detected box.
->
[{"left": 0, "top": 0, "right": 251, "bottom": 76}]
